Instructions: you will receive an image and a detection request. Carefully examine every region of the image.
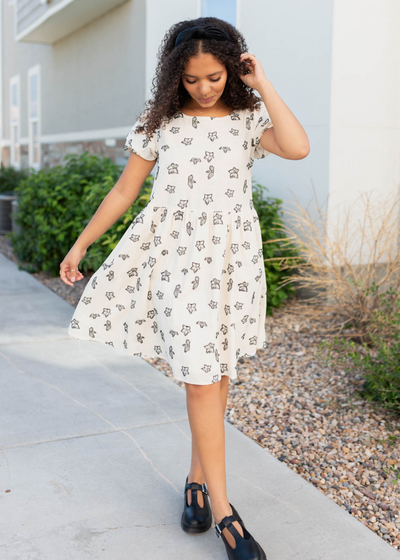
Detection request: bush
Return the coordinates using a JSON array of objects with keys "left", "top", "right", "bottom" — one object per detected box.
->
[
  {"left": 320, "top": 286, "right": 400, "bottom": 413},
  {"left": 252, "top": 181, "right": 300, "bottom": 312},
  {"left": 10, "top": 152, "right": 153, "bottom": 275},
  {"left": 0, "top": 163, "right": 30, "bottom": 194}
]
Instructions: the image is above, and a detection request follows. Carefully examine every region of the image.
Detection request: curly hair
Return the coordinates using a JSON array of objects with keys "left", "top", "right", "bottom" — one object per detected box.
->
[{"left": 134, "top": 17, "right": 263, "bottom": 141}]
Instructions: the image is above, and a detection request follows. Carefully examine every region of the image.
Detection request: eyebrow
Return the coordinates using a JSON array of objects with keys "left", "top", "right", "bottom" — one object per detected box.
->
[{"left": 182, "top": 71, "right": 223, "bottom": 78}]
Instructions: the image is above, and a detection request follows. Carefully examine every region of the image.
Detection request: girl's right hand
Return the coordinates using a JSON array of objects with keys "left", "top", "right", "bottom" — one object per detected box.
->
[{"left": 59, "top": 246, "right": 87, "bottom": 286}]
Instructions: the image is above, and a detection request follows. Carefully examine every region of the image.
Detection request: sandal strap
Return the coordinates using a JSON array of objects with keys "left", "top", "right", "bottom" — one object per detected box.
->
[
  {"left": 185, "top": 480, "right": 209, "bottom": 495},
  {"left": 215, "top": 514, "right": 243, "bottom": 541}
]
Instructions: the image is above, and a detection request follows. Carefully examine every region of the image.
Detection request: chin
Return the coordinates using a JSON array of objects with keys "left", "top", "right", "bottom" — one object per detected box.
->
[{"left": 198, "top": 96, "right": 220, "bottom": 105}]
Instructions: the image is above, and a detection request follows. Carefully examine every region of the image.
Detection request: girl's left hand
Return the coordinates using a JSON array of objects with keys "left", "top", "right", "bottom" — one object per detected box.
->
[{"left": 239, "top": 52, "right": 269, "bottom": 91}]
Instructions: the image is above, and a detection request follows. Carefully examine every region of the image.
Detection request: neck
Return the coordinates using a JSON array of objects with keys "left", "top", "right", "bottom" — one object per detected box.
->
[
  {"left": 187, "top": 100, "right": 224, "bottom": 110},
  {"left": 183, "top": 100, "right": 230, "bottom": 116}
]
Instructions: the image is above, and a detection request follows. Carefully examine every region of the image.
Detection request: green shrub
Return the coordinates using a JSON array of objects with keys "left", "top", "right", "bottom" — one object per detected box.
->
[
  {"left": 0, "top": 163, "right": 30, "bottom": 194},
  {"left": 10, "top": 151, "right": 152, "bottom": 275},
  {"left": 320, "top": 286, "right": 400, "bottom": 413},
  {"left": 252, "top": 181, "right": 299, "bottom": 312}
]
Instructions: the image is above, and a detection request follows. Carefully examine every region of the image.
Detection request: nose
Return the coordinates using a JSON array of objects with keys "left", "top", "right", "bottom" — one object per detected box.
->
[
  {"left": 198, "top": 90, "right": 213, "bottom": 97},
  {"left": 198, "top": 84, "right": 213, "bottom": 96}
]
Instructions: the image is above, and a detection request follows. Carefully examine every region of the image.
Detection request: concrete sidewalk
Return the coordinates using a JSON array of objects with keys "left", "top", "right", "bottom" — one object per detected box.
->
[{"left": 0, "top": 251, "right": 397, "bottom": 560}]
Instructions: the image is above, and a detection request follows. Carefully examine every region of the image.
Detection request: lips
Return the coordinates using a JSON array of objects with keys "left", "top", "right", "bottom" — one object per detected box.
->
[{"left": 199, "top": 96, "right": 214, "bottom": 102}]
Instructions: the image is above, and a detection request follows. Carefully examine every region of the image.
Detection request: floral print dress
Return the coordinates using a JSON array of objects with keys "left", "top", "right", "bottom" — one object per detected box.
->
[{"left": 68, "top": 100, "right": 274, "bottom": 385}]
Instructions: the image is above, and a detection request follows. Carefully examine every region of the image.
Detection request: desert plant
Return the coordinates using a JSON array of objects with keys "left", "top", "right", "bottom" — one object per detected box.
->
[{"left": 270, "top": 187, "right": 400, "bottom": 339}]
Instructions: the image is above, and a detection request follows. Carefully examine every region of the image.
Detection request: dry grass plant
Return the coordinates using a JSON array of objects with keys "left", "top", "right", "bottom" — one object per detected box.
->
[{"left": 263, "top": 186, "right": 400, "bottom": 341}]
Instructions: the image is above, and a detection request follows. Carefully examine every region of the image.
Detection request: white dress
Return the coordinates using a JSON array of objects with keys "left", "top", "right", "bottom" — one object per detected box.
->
[{"left": 68, "top": 100, "right": 274, "bottom": 385}]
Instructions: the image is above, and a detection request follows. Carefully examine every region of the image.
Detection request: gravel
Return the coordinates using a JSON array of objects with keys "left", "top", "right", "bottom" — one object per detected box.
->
[{"left": 2, "top": 233, "right": 399, "bottom": 550}]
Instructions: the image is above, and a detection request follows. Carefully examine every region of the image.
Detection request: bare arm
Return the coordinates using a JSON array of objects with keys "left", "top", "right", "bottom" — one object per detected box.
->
[
  {"left": 257, "top": 80, "right": 310, "bottom": 160},
  {"left": 238, "top": 53, "right": 310, "bottom": 160},
  {"left": 59, "top": 152, "right": 157, "bottom": 286},
  {"left": 73, "top": 152, "right": 157, "bottom": 251}
]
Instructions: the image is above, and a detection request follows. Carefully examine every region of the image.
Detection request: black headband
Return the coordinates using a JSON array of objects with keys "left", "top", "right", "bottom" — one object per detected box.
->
[{"left": 174, "top": 25, "right": 232, "bottom": 48}]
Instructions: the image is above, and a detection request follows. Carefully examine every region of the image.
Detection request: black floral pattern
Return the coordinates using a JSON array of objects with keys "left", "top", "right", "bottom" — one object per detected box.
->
[{"left": 68, "top": 102, "right": 274, "bottom": 385}]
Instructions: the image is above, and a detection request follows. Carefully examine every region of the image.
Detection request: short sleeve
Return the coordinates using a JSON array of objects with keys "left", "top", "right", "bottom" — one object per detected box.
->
[
  {"left": 124, "top": 119, "right": 159, "bottom": 161},
  {"left": 251, "top": 101, "right": 274, "bottom": 159}
]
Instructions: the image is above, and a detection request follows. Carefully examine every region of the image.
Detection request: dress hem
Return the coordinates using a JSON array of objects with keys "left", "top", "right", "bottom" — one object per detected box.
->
[{"left": 67, "top": 327, "right": 266, "bottom": 386}]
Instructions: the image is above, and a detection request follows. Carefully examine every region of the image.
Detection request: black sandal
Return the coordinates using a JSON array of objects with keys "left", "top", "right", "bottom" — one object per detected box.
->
[
  {"left": 215, "top": 508, "right": 267, "bottom": 560},
  {"left": 181, "top": 475, "right": 212, "bottom": 534},
  {"left": 229, "top": 503, "right": 245, "bottom": 529}
]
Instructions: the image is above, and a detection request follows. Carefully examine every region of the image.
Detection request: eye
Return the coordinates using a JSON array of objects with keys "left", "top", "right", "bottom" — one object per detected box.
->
[{"left": 185, "top": 77, "right": 221, "bottom": 84}]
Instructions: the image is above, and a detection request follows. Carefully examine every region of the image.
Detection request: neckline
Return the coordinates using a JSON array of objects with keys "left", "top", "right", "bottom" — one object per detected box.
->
[{"left": 178, "top": 109, "right": 238, "bottom": 120}]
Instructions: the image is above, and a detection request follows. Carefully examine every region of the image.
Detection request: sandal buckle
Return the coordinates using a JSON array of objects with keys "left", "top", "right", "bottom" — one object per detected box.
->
[
  {"left": 201, "top": 482, "right": 209, "bottom": 495},
  {"left": 215, "top": 523, "right": 222, "bottom": 538}
]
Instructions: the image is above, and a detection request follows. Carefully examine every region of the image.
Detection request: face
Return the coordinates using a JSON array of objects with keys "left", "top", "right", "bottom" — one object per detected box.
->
[{"left": 181, "top": 51, "right": 228, "bottom": 107}]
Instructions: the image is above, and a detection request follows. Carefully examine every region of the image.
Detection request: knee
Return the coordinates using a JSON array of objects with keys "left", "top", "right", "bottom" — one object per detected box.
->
[{"left": 185, "top": 381, "right": 220, "bottom": 399}]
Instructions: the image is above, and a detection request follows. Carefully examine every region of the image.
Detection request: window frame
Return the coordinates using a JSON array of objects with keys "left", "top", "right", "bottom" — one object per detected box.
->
[
  {"left": 27, "top": 64, "right": 41, "bottom": 170},
  {"left": 10, "top": 74, "right": 20, "bottom": 169}
]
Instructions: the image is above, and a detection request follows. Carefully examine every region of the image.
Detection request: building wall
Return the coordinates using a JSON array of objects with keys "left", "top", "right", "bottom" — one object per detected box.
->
[
  {"left": 239, "top": 0, "right": 334, "bottom": 215},
  {"left": 145, "top": 0, "right": 198, "bottom": 100},
  {"left": 2, "top": 0, "right": 49, "bottom": 166},
  {"left": 1, "top": 0, "right": 147, "bottom": 167},
  {"left": 16, "top": 0, "right": 48, "bottom": 36},
  {"left": 327, "top": 0, "right": 400, "bottom": 263}
]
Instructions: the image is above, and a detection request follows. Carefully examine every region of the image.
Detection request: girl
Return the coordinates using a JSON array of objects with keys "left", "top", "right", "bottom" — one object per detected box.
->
[{"left": 61, "top": 16, "right": 309, "bottom": 560}]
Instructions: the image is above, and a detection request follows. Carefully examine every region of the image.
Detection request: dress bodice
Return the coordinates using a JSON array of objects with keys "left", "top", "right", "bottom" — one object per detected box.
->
[{"left": 124, "top": 101, "right": 274, "bottom": 214}]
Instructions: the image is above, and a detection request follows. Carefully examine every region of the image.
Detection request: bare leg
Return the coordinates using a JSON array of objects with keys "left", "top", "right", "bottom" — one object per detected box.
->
[
  {"left": 185, "top": 378, "right": 227, "bottom": 514},
  {"left": 186, "top": 374, "right": 230, "bottom": 507},
  {"left": 185, "top": 375, "right": 244, "bottom": 549}
]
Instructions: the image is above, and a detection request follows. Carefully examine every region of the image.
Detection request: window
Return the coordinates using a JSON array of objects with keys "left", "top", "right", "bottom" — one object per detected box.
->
[
  {"left": 201, "top": 0, "right": 237, "bottom": 28},
  {"left": 28, "top": 65, "right": 41, "bottom": 169},
  {"left": 10, "top": 75, "right": 20, "bottom": 168}
]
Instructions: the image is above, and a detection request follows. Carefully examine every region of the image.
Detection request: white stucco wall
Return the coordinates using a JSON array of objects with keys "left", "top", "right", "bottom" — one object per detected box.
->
[
  {"left": 145, "top": 0, "right": 199, "bottom": 99},
  {"left": 326, "top": 0, "right": 400, "bottom": 263},
  {"left": 239, "top": 0, "right": 334, "bottom": 221}
]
